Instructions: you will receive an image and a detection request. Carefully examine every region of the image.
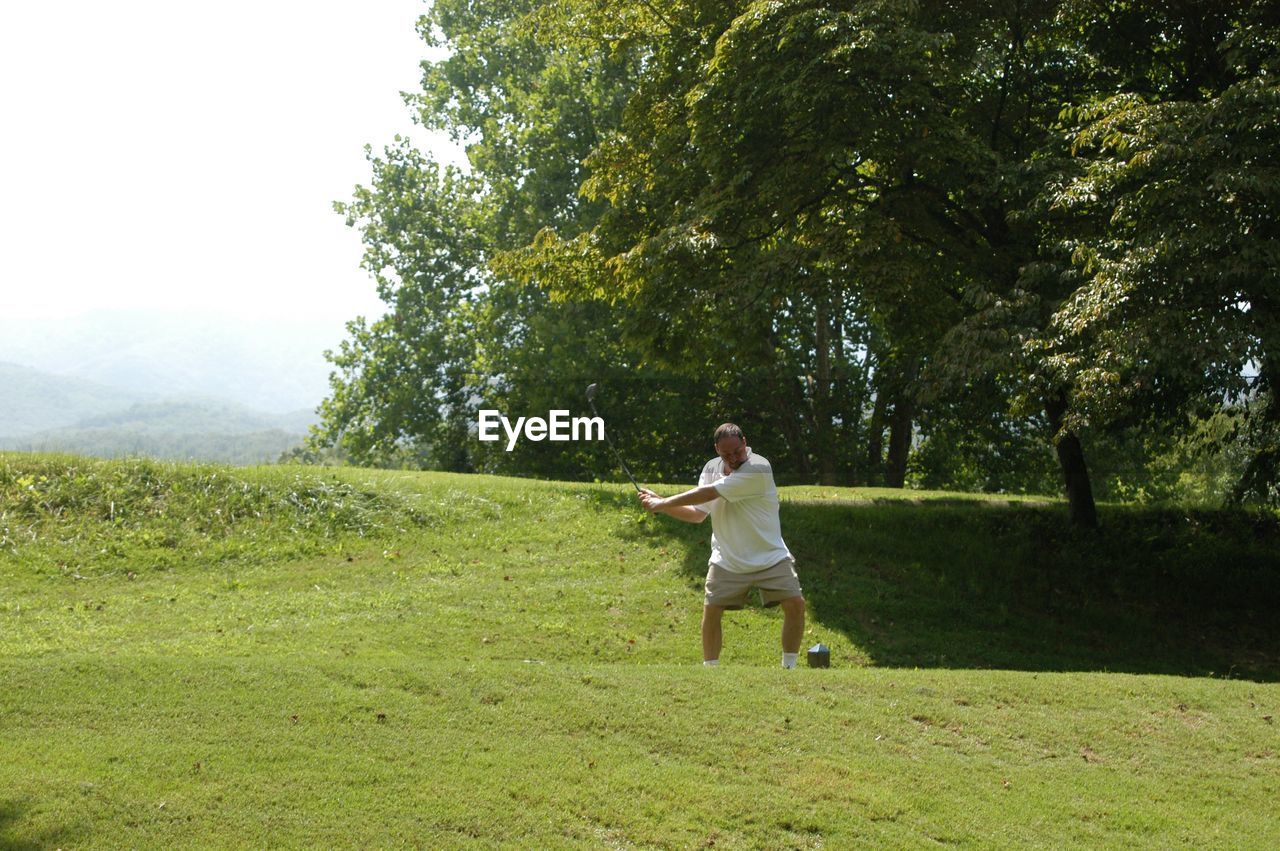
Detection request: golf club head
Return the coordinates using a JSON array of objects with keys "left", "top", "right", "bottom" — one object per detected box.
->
[{"left": 585, "top": 383, "right": 598, "bottom": 402}]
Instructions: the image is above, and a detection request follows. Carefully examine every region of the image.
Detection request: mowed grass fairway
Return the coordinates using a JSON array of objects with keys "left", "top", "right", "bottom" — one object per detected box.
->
[{"left": 2, "top": 454, "right": 1278, "bottom": 848}]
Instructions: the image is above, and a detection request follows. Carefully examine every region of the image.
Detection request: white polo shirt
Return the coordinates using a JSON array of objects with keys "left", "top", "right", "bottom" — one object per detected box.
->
[{"left": 693, "top": 448, "right": 792, "bottom": 573}]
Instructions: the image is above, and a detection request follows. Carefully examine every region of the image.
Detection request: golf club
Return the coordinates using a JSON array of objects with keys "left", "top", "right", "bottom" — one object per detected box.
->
[{"left": 584, "top": 383, "right": 643, "bottom": 493}]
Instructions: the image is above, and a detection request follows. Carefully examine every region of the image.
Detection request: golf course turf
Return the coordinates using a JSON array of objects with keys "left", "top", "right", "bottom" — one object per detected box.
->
[{"left": 2, "top": 454, "right": 1277, "bottom": 848}]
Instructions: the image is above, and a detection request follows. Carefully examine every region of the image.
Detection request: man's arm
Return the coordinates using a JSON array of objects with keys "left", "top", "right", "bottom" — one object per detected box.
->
[{"left": 637, "top": 486, "right": 714, "bottom": 523}]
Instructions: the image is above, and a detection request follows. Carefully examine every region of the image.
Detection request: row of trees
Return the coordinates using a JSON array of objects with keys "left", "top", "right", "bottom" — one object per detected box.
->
[{"left": 310, "top": 0, "right": 1280, "bottom": 525}]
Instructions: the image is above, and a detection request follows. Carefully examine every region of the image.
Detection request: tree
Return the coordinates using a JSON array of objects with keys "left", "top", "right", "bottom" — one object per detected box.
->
[
  {"left": 1042, "top": 1, "right": 1280, "bottom": 504},
  {"left": 316, "top": 0, "right": 1280, "bottom": 515},
  {"left": 316, "top": 146, "right": 484, "bottom": 469},
  {"left": 314, "top": 0, "right": 728, "bottom": 479},
  {"left": 512, "top": 0, "right": 1117, "bottom": 523}
]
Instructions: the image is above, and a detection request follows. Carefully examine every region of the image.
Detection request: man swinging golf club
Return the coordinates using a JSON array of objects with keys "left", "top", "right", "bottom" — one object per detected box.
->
[{"left": 638, "top": 423, "right": 806, "bottom": 668}]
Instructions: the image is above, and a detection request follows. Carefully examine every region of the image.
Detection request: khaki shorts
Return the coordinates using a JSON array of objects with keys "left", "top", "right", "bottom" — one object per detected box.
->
[{"left": 704, "top": 558, "right": 802, "bottom": 609}]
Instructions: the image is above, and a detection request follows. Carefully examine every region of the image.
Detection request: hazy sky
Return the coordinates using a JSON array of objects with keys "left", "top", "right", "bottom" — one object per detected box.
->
[{"left": 0, "top": 0, "right": 466, "bottom": 324}]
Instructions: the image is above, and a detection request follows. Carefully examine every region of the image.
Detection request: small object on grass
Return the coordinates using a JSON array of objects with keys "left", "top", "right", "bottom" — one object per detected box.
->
[{"left": 807, "top": 643, "right": 830, "bottom": 668}]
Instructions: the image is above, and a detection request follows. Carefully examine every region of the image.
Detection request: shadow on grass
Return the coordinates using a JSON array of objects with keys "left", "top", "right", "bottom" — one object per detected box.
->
[
  {"left": 0, "top": 799, "right": 84, "bottom": 851},
  {"left": 587, "top": 489, "right": 1280, "bottom": 681}
]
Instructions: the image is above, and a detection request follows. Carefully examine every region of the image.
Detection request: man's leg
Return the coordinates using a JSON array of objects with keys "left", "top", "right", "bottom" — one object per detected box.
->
[
  {"left": 779, "top": 595, "right": 805, "bottom": 654},
  {"left": 702, "top": 604, "right": 725, "bottom": 663}
]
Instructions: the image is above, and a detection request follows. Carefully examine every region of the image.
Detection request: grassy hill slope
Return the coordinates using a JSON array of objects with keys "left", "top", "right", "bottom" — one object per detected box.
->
[{"left": 2, "top": 454, "right": 1277, "bottom": 848}]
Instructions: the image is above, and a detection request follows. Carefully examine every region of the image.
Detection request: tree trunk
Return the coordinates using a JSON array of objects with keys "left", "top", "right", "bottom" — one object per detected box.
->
[
  {"left": 766, "top": 328, "right": 814, "bottom": 480},
  {"left": 815, "top": 299, "right": 837, "bottom": 485},
  {"left": 865, "top": 388, "right": 887, "bottom": 487},
  {"left": 850, "top": 326, "right": 877, "bottom": 486},
  {"left": 776, "top": 376, "right": 814, "bottom": 481},
  {"left": 1045, "top": 388, "right": 1099, "bottom": 529},
  {"left": 1233, "top": 297, "right": 1279, "bottom": 502},
  {"left": 884, "top": 393, "right": 914, "bottom": 488}
]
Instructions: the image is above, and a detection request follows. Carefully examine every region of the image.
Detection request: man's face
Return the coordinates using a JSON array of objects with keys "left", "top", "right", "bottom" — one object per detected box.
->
[{"left": 715, "top": 435, "right": 749, "bottom": 472}]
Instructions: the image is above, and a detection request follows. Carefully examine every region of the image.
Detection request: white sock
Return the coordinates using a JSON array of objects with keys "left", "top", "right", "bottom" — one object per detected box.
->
[
  {"left": 703, "top": 659, "right": 719, "bottom": 666},
  {"left": 782, "top": 652, "right": 798, "bottom": 669}
]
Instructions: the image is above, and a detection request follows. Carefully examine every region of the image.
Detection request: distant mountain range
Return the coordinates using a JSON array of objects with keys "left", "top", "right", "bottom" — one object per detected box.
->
[
  {"left": 0, "top": 361, "right": 321, "bottom": 465},
  {"left": 0, "top": 361, "right": 153, "bottom": 437},
  {"left": 0, "top": 309, "right": 358, "bottom": 414}
]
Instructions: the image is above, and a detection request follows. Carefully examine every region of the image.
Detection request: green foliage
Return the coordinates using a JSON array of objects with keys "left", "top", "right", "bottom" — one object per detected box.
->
[
  {"left": 1083, "top": 413, "right": 1252, "bottom": 505},
  {"left": 314, "top": 1, "right": 724, "bottom": 478},
  {"left": 1042, "top": 2, "right": 1280, "bottom": 501},
  {"left": 908, "top": 408, "right": 1258, "bottom": 504},
  {"left": 318, "top": 148, "right": 483, "bottom": 469},
  {"left": 318, "top": 0, "right": 1280, "bottom": 512},
  {"left": 0, "top": 454, "right": 430, "bottom": 572},
  {"left": 907, "top": 413, "right": 1060, "bottom": 496},
  {"left": 501, "top": 0, "right": 1096, "bottom": 495}
]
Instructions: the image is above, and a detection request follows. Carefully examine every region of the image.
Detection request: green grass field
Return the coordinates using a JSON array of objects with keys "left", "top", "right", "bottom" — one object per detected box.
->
[{"left": 2, "top": 454, "right": 1278, "bottom": 848}]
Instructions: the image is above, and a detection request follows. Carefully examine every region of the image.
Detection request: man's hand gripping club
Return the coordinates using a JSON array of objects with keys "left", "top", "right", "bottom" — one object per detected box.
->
[{"left": 637, "top": 485, "right": 718, "bottom": 524}]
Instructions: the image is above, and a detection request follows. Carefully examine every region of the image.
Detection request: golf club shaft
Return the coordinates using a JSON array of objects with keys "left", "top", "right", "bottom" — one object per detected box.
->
[{"left": 586, "top": 397, "right": 642, "bottom": 492}]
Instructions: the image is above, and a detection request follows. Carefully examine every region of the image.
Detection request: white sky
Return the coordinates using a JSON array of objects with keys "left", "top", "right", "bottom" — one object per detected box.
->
[{"left": 0, "top": 0, "right": 466, "bottom": 324}]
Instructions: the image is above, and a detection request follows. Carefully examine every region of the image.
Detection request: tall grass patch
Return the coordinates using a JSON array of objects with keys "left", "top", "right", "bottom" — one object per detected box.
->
[{"left": 0, "top": 454, "right": 430, "bottom": 573}]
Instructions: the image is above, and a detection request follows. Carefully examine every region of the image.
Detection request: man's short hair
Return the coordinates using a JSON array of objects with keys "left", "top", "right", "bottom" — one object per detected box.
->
[{"left": 713, "top": 423, "right": 745, "bottom": 444}]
